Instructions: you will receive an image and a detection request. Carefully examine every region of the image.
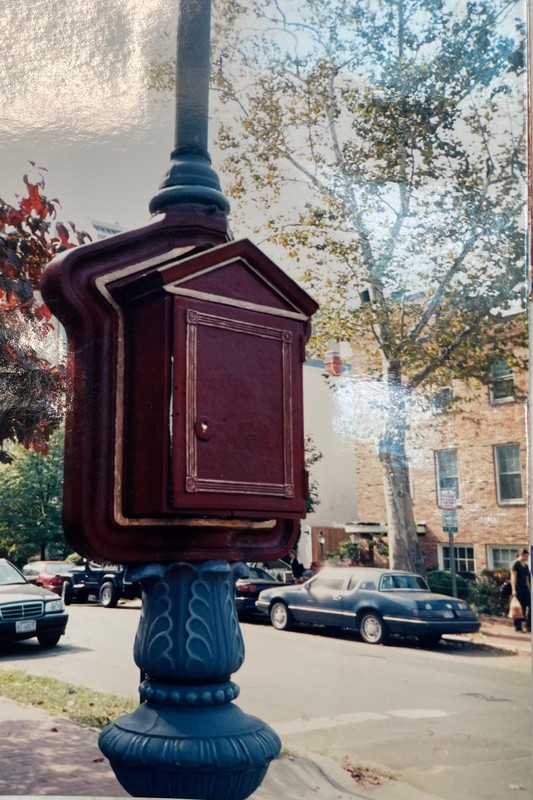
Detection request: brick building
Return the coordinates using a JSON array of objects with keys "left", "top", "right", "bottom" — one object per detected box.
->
[{"left": 353, "top": 348, "right": 528, "bottom": 576}]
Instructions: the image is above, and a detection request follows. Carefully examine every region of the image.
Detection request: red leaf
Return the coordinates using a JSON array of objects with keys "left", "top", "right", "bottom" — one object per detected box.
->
[
  {"left": 1, "top": 344, "right": 18, "bottom": 362},
  {"left": 55, "top": 222, "right": 70, "bottom": 245},
  {"left": 7, "top": 208, "right": 25, "bottom": 227},
  {"left": 35, "top": 303, "right": 53, "bottom": 321}
]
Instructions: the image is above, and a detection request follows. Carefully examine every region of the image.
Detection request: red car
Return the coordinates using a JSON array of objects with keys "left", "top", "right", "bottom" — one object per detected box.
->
[{"left": 22, "top": 561, "right": 75, "bottom": 597}]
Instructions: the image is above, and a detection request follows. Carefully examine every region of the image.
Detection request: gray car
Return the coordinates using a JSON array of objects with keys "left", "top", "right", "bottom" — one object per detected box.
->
[
  {"left": 0, "top": 559, "right": 69, "bottom": 648},
  {"left": 256, "top": 566, "right": 480, "bottom": 646}
]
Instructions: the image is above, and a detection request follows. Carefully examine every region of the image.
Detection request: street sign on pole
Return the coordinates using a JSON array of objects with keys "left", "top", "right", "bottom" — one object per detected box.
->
[
  {"left": 442, "top": 510, "right": 458, "bottom": 533},
  {"left": 440, "top": 488, "right": 458, "bottom": 510},
  {"left": 441, "top": 489, "right": 458, "bottom": 593},
  {"left": 440, "top": 494, "right": 459, "bottom": 596}
]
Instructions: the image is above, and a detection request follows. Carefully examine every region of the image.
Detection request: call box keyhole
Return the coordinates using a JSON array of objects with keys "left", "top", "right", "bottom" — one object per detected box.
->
[{"left": 195, "top": 416, "right": 212, "bottom": 440}]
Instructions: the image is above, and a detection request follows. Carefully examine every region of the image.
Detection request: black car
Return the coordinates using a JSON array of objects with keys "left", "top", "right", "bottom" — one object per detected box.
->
[
  {"left": 0, "top": 559, "right": 69, "bottom": 648},
  {"left": 247, "top": 560, "right": 294, "bottom": 584},
  {"left": 256, "top": 566, "right": 480, "bottom": 646},
  {"left": 235, "top": 566, "right": 285, "bottom": 619},
  {"left": 62, "top": 561, "right": 106, "bottom": 604},
  {"left": 62, "top": 562, "right": 142, "bottom": 608}
]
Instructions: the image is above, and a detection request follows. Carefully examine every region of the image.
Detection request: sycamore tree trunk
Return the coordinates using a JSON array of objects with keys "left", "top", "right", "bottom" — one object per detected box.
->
[{"left": 377, "top": 379, "right": 426, "bottom": 576}]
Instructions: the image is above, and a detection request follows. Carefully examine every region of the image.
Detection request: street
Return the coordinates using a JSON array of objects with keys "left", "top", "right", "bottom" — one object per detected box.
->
[{"left": 0, "top": 602, "right": 530, "bottom": 800}]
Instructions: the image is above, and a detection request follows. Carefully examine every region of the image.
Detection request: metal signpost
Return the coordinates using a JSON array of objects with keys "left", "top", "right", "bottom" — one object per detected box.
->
[{"left": 440, "top": 489, "right": 458, "bottom": 597}]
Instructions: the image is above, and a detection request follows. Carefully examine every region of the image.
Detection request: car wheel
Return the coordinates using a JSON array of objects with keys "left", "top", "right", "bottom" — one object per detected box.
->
[
  {"left": 37, "top": 634, "right": 61, "bottom": 648},
  {"left": 99, "top": 581, "right": 119, "bottom": 608},
  {"left": 359, "top": 612, "right": 388, "bottom": 645},
  {"left": 270, "top": 601, "right": 293, "bottom": 631},
  {"left": 62, "top": 582, "right": 73, "bottom": 606},
  {"left": 419, "top": 633, "right": 442, "bottom": 647},
  {"left": 75, "top": 590, "right": 89, "bottom": 604}
]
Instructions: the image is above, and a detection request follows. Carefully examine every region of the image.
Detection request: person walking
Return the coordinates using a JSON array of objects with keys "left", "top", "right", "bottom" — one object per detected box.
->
[
  {"left": 288, "top": 549, "right": 305, "bottom": 583},
  {"left": 510, "top": 549, "right": 531, "bottom": 633}
]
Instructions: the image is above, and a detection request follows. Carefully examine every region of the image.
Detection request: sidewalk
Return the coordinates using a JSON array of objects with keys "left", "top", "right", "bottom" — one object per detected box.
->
[
  {"left": 0, "top": 696, "right": 449, "bottom": 800},
  {"left": 460, "top": 614, "right": 531, "bottom": 654},
  {"left": 0, "top": 618, "right": 528, "bottom": 799}
]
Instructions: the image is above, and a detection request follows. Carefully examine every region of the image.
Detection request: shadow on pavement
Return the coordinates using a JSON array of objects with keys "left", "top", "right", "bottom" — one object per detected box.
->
[
  {"left": 241, "top": 616, "right": 518, "bottom": 657},
  {"left": 0, "top": 640, "right": 91, "bottom": 660}
]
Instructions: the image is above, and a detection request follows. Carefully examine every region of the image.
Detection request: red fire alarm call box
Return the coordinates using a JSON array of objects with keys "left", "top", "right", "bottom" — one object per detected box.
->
[{"left": 42, "top": 216, "right": 318, "bottom": 563}]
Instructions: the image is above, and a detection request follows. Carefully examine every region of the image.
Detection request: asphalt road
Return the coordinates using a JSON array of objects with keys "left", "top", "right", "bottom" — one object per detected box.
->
[{"left": 0, "top": 602, "right": 530, "bottom": 800}]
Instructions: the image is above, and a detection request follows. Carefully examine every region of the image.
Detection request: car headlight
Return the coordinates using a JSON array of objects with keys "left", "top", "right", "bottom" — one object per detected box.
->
[{"left": 45, "top": 599, "right": 64, "bottom": 614}]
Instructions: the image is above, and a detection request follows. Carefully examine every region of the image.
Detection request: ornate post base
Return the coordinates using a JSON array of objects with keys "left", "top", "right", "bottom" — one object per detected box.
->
[{"left": 99, "top": 561, "right": 281, "bottom": 800}]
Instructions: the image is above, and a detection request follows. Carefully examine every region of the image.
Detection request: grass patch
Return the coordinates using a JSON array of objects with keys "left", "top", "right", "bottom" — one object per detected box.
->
[{"left": 0, "top": 669, "right": 136, "bottom": 728}]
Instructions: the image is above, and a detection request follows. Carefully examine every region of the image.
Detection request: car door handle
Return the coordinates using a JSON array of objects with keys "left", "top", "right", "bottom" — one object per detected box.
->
[{"left": 332, "top": 595, "right": 341, "bottom": 601}]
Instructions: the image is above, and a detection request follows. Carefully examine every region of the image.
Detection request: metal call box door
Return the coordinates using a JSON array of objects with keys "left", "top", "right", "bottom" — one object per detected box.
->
[
  {"left": 42, "top": 231, "right": 317, "bottom": 561},
  {"left": 172, "top": 300, "right": 304, "bottom": 516}
]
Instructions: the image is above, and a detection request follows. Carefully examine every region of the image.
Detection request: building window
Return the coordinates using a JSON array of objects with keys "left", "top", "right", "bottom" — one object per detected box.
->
[
  {"left": 435, "top": 449, "right": 459, "bottom": 505},
  {"left": 489, "top": 359, "right": 514, "bottom": 403},
  {"left": 487, "top": 546, "right": 526, "bottom": 570},
  {"left": 431, "top": 387, "right": 453, "bottom": 415},
  {"left": 438, "top": 545, "right": 475, "bottom": 575},
  {"left": 494, "top": 443, "right": 523, "bottom": 503}
]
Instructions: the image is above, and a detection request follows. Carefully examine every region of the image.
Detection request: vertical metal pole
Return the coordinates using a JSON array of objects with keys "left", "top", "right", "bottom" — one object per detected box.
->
[
  {"left": 99, "top": 562, "right": 281, "bottom": 799},
  {"left": 149, "top": 0, "right": 229, "bottom": 215},
  {"left": 174, "top": 0, "right": 211, "bottom": 152},
  {"left": 448, "top": 532, "right": 458, "bottom": 597}
]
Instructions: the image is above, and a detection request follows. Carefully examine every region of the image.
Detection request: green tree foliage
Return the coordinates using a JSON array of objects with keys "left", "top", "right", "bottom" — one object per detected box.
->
[
  {"left": 0, "top": 168, "right": 90, "bottom": 460},
  {"left": 0, "top": 427, "right": 68, "bottom": 565},
  {"left": 217, "top": 0, "right": 527, "bottom": 573},
  {"left": 305, "top": 433, "right": 322, "bottom": 513},
  {"left": 150, "top": 1, "right": 527, "bottom": 573}
]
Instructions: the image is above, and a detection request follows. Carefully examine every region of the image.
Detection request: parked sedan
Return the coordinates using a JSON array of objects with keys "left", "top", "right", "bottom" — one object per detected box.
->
[
  {"left": 235, "top": 566, "right": 285, "bottom": 619},
  {"left": 22, "top": 561, "right": 75, "bottom": 597},
  {"left": 0, "top": 559, "right": 69, "bottom": 648},
  {"left": 247, "top": 560, "right": 294, "bottom": 584},
  {"left": 256, "top": 567, "right": 480, "bottom": 645}
]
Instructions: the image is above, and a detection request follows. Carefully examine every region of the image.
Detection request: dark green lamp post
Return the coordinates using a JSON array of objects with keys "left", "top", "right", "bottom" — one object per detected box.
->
[
  {"left": 149, "top": 0, "right": 230, "bottom": 217},
  {"left": 42, "top": 1, "right": 317, "bottom": 797},
  {"left": 97, "top": 3, "right": 284, "bottom": 798}
]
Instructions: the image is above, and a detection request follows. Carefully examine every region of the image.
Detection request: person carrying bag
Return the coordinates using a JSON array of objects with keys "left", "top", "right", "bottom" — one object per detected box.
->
[{"left": 510, "top": 549, "right": 531, "bottom": 633}]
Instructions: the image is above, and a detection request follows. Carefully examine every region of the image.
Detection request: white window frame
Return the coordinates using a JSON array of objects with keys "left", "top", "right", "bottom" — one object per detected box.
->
[
  {"left": 489, "top": 359, "right": 514, "bottom": 404},
  {"left": 435, "top": 449, "right": 460, "bottom": 506},
  {"left": 494, "top": 443, "right": 523, "bottom": 504},
  {"left": 486, "top": 546, "right": 526, "bottom": 570},
  {"left": 438, "top": 544, "right": 475, "bottom": 575}
]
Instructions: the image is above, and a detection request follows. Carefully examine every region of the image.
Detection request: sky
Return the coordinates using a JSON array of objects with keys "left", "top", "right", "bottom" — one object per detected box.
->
[
  {"left": 0, "top": 0, "right": 194, "bottom": 232},
  {"left": 1, "top": 0, "right": 527, "bottom": 246}
]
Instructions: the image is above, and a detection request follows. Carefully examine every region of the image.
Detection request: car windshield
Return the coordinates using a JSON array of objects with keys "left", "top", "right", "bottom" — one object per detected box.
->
[
  {"left": 379, "top": 574, "right": 429, "bottom": 591},
  {"left": 44, "top": 564, "right": 73, "bottom": 575},
  {"left": 246, "top": 567, "right": 275, "bottom": 581},
  {"left": 0, "top": 562, "right": 27, "bottom": 585}
]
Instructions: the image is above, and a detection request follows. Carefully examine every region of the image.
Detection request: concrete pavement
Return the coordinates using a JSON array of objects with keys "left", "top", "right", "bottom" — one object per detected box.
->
[
  {"left": 0, "top": 618, "right": 529, "bottom": 799},
  {"left": 0, "top": 694, "right": 448, "bottom": 799}
]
